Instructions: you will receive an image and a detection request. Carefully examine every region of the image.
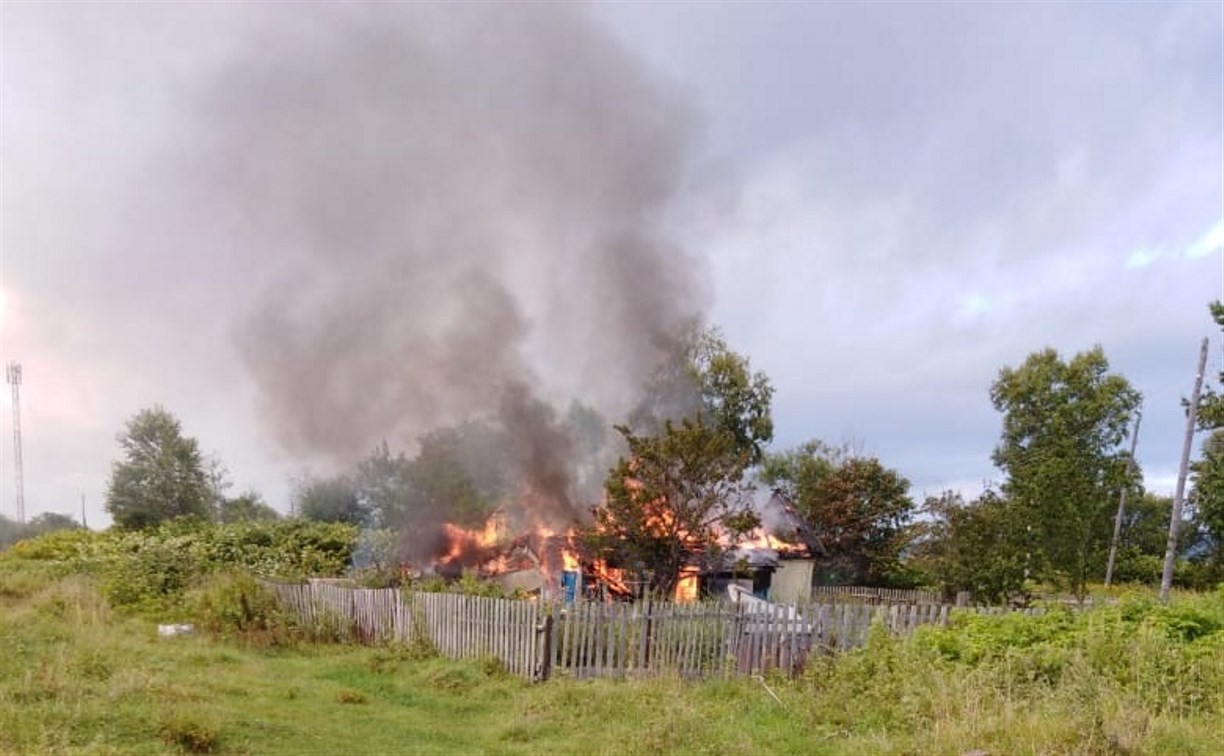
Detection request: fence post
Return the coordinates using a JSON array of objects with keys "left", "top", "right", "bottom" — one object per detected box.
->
[{"left": 536, "top": 613, "right": 554, "bottom": 682}]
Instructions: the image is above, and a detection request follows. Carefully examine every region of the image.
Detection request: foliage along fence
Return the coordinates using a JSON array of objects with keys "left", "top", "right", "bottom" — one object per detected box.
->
[{"left": 260, "top": 580, "right": 1040, "bottom": 682}]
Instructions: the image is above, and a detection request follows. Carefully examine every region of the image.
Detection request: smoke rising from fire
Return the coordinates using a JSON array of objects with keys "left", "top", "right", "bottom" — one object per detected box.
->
[{"left": 188, "top": 5, "right": 709, "bottom": 535}]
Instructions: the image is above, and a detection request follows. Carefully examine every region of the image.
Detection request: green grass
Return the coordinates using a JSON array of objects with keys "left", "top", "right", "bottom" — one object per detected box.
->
[{"left": 2, "top": 559, "right": 1222, "bottom": 755}]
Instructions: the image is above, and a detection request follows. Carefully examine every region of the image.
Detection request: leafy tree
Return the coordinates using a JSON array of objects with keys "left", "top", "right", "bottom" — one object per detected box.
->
[
  {"left": 801, "top": 457, "right": 914, "bottom": 586},
  {"left": 105, "top": 406, "right": 213, "bottom": 530},
  {"left": 758, "top": 439, "right": 846, "bottom": 500},
  {"left": 1189, "top": 430, "right": 1224, "bottom": 576},
  {"left": 580, "top": 418, "right": 759, "bottom": 596},
  {"left": 359, "top": 432, "right": 500, "bottom": 531},
  {"left": 203, "top": 454, "right": 233, "bottom": 519},
  {"left": 1189, "top": 302, "right": 1224, "bottom": 578},
  {"left": 0, "top": 511, "right": 82, "bottom": 549},
  {"left": 583, "top": 330, "right": 773, "bottom": 594},
  {"left": 990, "top": 346, "right": 1142, "bottom": 599},
  {"left": 1193, "top": 301, "right": 1224, "bottom": 429},
  {"left": 1107, "top": 491, "right": 1176, "bottom": 585},
  {"left": 760, "top": 442, "right": 915, "bottom": 586},
  {"left": 912, "top": 490, "right": 1028, "bottom": 604},
  {"left": 217, "top": 491, "right": 281, "bottom": 523},
  {"left": 631, "top": 325, "right": 774, "bottom": 463},
  {"left": 294, "top": 476, "right": 366, "bottom": 525},
  {"left": 25, "top": 512, "right": 82, "bottom": 536}
]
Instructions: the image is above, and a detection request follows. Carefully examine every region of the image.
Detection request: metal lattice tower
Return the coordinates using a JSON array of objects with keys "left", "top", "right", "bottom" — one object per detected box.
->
[{"left": 6, "top": 362, "right": 24, "bottom": 524}]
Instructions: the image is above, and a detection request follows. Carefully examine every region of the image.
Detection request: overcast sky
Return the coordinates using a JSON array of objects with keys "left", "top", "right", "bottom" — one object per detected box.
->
[{"left": 1, "top": 2, "right": 1221, "bottom": 527}]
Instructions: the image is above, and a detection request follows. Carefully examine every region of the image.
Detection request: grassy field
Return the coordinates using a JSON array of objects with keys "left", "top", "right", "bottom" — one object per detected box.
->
[{"left": 2, "top": 559, "right": 1222, "bottom": 755}]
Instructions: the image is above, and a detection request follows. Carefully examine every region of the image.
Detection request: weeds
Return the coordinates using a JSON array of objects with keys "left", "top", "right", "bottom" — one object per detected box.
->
[
  {"left": 159, "top": 712, "right": 220, "bottom": 754},
  {"left": 1, "top": 555, "right": 1221, "bottom": 755}
]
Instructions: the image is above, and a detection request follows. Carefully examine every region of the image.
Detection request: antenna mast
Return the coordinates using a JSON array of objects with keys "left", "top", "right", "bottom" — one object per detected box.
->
[{"left": 5, "top": 362, "right": 24, "bottom": 524}]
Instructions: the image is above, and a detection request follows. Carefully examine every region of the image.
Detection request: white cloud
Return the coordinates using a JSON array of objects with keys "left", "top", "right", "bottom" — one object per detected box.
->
[
  {"left": 1185, "top": 218, "right": 1224, "bottom": 259},
  {"left": 1127, "top": 248, "right": 1164, "bottom": 269}
]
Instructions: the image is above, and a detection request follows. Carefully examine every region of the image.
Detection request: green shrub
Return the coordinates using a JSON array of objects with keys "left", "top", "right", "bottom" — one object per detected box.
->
[
  {"left": 7, "top": 520, "right": 361, "bottom": 618},
  {"left": 187, "top": 572, "right": 301, "bottom": 646}
]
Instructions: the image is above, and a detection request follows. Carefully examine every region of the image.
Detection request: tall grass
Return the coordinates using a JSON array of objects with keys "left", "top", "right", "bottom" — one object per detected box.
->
[{"left": 1, "top": 558, "right": 1220, "bottom": 755}]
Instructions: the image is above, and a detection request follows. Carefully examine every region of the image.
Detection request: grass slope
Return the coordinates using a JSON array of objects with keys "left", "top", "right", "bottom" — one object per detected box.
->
[{"left": 2, "top": 560, "right": 1221, "bottom": 755}]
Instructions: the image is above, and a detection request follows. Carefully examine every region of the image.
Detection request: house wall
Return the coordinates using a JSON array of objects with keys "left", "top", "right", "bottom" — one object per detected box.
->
[{"left": 768, "top": 559, "right": 814, "bottom": 605}]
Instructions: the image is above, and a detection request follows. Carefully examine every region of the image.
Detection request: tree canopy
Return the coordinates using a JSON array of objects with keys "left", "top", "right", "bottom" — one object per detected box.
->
[
  {"left": 1188, "top": 302, "right": 1224, "bottom": 581},
  {"left": 105, "top": 406, "right": 213, "bottom": 530},
  {"left": 580, "top": 418, "right": 759, "bottom": 596},
  {"left": 912, "top": 490, "right": 1028, "bottom": 604},
  {"left": 990, "top": 346, "right": 1142, "bottom": 599},
  {"left": 293, "top": 475, "right": 366, "bottom": 525},
  {"left": 630, "top": 326, "right": 774, "bottom": 464},
  {"left": 0, "top": 512, "right": 82, "bottom": 550},
  {"left": 217, "top": 491, "right": 281, "bottom": 523},
  {"left": 761, "top": 442, "right": 915, "bottom": 586},
  {"left": 583, "top": 327, "right": 773, "bottom": 594}
]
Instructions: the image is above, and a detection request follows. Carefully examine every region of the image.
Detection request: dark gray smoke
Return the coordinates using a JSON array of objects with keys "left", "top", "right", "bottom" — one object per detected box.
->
[
  {"left": 186, "top": 4, "right": 708, "bottom": 529},
  {"left": 194, "top": 4, "right": 704, "bottom": 465}
]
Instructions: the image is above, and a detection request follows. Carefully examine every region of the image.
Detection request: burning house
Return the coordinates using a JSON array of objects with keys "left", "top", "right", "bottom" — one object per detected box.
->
[{"left": 406, "top": 487, "right": 827, "bottom": 606}]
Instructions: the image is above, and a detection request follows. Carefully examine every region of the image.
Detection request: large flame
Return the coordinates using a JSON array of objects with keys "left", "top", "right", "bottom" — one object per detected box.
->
[{"left": 422, "top": 475, "right": 809, "bottom": 601}]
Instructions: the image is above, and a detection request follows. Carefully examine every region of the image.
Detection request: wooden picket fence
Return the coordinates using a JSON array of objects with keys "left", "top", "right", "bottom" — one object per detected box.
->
[
  {"left": 260, "top": 580, "right": 1041, "bottom": 682},
  {"left": 809, "top": 585, "right": 947, "bottom": 605},
  {"left": 264, "top": 580, "right": 542, "bottom": 679}
]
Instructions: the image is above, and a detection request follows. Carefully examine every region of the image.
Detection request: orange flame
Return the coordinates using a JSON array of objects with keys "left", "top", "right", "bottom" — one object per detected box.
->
[
  {"left": 675, "top": 566, "right": 700, "bottom": 603},
  {"left": 590, "top": 558, "right": 633, "bottom": 598}
]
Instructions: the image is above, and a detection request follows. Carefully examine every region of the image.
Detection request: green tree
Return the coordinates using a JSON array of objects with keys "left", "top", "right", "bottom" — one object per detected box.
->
[
  {"left": 1189, "top": 302, "right": 1224, "bottom": 579},
  {"left": 990, "top": 346, "right": 1142, "bottom": 599},
  {"left": 802, "top": 457, "right": 913, "bottom": 586},
  {"left": 294, "top": 476, "right": 366, "bottom": 525},
  {"left": 579, "top": 418, "right": 759, "bottom": 596},
  {"left": 105, "top": 406, "right": 213, "bottom": 530},
  {"left": 217, "top": 491, "right": 281, "bottom": 523},
  {"left": 631, "top": 325, "right": 774, "bottom": 463},
  {"left": 760, "top": 442, "right": 915, "bottom": 586},
  {"left": 912, "top": 490, "right": 1028, "bottom": 604},
  {"left": 0, "top": 511, "right": 82, "bottom": 549},
  {"left": 582, "top": 330, "right": 773, "bottom": 594},
  {"left": 1189, "top": 430, "right": 1224, "bottom": 575},
  {"left": 1107, "top": 491, "right": 1175, "bottom": 585},
  {"left": 758, "top": 439, "right": 846, "bottom": 500},
  {"left": 359, "top": 432, "right": 500, "bottom": 532}
]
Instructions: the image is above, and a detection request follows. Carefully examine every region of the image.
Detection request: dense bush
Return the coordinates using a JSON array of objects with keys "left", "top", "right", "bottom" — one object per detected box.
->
[
  {"left": 187, "top": 572, "right": 303, "bottom": 646},
  {"left": 6, "top": 519, "right": 359, "bottom": 615},
  {"left": 900, "top": 589, "right": 1224, "bottom": 716}
]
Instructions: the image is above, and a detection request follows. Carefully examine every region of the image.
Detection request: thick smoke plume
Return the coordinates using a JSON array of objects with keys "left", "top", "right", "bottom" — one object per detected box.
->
[{"left": 191, "top": 5, "right": 708, "bottom": 535}]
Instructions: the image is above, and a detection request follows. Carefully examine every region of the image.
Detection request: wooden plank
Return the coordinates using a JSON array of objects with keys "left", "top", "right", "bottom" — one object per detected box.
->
[
  {"left": 558, "top": 604, "right": 570, "bottom": 674},
  {"left": 678, "top": 603, "right": 690, "bottom": 675},
  {"left": 520, "top": 601, "right": 530, "bottom": 679},
  {"left": 636, "top": 601, "right": 650, "bottom": 675},
  {"left": 575, "top": 602, "right": 588, "bottom": 679}
]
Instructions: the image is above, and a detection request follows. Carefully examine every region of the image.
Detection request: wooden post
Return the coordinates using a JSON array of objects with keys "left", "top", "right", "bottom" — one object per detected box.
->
[
  {"left": 1160, "top": 337, "right": 1208, "bottom": 602},
  {"left": 1105, "top": 411, "right": 1143, "bottom": 586},
  {"left": 536, "top": 613, "right": 553, "bottom": 682}
]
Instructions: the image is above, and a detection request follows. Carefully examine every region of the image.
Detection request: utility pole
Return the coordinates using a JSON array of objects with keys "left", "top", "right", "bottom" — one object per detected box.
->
[
  {"left": 5, "top": 362, "right": 24, "bottom": 524},
  {"left": 1160, "top": 338, "right": 1208, "bottom": 602},
  {"left": 81, "top": 494, "right": 88, "bottom": 530},
  {"left": 1104, "top": 410, "right": 1142, "bottom": 586}
]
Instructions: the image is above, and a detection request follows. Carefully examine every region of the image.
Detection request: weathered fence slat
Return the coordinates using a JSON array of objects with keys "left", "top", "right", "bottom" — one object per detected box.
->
[{"left": 260, "top": 580, "right": 1049, "bottom": 683}]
